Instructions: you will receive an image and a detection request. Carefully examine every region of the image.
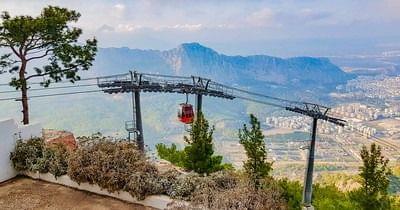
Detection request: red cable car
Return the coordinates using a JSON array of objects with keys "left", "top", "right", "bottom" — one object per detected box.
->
[
  {"left": 178, "top": 103, "right": 194, "bottom": 124},
  {"left": 178, "top": 94, "right": 194, "bottom": 124}
]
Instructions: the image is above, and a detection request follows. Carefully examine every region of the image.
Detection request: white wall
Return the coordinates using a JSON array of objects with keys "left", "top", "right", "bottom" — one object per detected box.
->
[{"left": 0, "top": 119, "right": 42, "bottom": 183}]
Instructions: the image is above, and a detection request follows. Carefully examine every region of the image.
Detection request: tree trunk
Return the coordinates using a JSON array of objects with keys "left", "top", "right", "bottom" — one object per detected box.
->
[{"left": 19, "top": 60, "right": 29, "bottom": 125}]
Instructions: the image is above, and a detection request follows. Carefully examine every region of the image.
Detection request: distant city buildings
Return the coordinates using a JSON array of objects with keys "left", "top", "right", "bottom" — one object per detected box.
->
[
  {"left": 265, "top": 102, "right": 400, "bottom": 138},
  {"left": 217, "top": 75, "right": 400, "bottom": 177},
  {"left": 334, "top": 76, "right": 400, "bottom": 100}
]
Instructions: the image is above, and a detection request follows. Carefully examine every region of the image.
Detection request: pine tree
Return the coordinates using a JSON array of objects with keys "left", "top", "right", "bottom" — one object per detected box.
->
[
  {"left": 183, "top": 112, "right": 224, "bottom": 174},
  {"left": 0, "top": 6, "right": 97, "bottom": 124},
  {"left": 239, "top": 114, "right": 272, "bottom": 186},
  {"left": 351, "top": 143, "right": 392, "bottom": 210}
]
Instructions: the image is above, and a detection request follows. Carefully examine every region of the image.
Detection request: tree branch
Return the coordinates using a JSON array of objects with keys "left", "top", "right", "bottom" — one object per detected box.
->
[
  {"left": 24, "top": 34, "right": 38, "bottom": 55},
  {"left": 2, "top": 37, "right": 22, "bottom": 59},
  {"left": 25, "top": 66, "right": 78, "bottom": 80},
  {"left": 26, "top": 48, "right": 48, "bottom": 55},
  {"left": 26, "top": 40, "right": 54, "bottom": 51},
  {"left": 10, "top": 45, "right": 21, "bottom": 59},
  {"left": 26, "top": 36, "right": 44, "bottom": 51},
  {"left": 26, "top": 49, "right": 53, "bottom": 61},
  {"left": 18, "top": 44, "right": 24, "bottom": 58}
]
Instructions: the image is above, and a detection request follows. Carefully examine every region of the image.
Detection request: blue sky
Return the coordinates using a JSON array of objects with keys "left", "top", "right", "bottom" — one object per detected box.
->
[{"left": 1, "top": 0, "right": 400, "bottom": 56}]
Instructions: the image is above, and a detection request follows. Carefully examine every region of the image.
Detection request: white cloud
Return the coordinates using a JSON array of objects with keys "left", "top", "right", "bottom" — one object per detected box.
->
[
  {"left": 246, "top": 8, "right": 275, "bottom": 27},
  {"left": 114, "top": 3, "right": 125, "bottom": 11},
  {"left": 112, "top": 3, "right": 126, "bottom": 18},
  {"left": 115, "top": 24, "right": 143, "bottom": 32},
  {"left": 169, "top": 24, "right": 203, "bottom": 31},
  {"left": 1, "top": 0, "right": 399, "bottom": 54}
]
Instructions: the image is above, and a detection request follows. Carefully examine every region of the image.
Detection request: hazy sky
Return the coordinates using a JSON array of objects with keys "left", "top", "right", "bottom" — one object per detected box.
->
[{"left": 1, "top": 0, "right": 400, "bottom": 56}]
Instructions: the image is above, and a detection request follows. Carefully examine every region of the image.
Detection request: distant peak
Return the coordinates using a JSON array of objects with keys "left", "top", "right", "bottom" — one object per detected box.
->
[
  {"left": 177, "top": 42, "right": 218, "bottom": 55},
  {"left": 179, "top": 42, "right": 204, "bottom": 48}
]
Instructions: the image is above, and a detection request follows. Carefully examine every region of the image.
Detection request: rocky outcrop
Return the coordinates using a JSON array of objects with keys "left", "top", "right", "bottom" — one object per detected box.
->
[{"left": 43, "top": 129, "right": 77, "bottom": 150}]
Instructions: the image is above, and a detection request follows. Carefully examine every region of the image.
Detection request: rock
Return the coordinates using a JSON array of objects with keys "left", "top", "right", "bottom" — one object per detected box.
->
[{"left": 43, "top": 129, "right": 77, "bottom": 150}]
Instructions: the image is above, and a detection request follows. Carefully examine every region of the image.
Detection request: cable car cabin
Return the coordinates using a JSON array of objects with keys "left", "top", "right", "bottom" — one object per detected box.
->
[{"left": 178, "top": 103, "right": 194, "bottom": 124}]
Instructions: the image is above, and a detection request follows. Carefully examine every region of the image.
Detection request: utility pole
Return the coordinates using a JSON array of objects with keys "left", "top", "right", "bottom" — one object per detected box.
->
[
  {"left": 127, "top": 71, "right": 136, "bottom": 143},
  {"left": 133, "top": 71, "right": 144, "bottom": 152},
  {"left": 287, "top": 104, "right": 345, "bottom": 210},
  {"left": 302, "top": 117, "right": 318, "bottom": 210}
]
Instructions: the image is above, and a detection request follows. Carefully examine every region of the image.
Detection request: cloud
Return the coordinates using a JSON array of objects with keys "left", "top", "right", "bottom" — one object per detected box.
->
[
  {"left": 1, "top": 0, "right": 400, "bottom": 55},
  {"left": 98, "top": 23, "right": 203, "bottom": 33},
  {"left": 298, "top": 9, "right": 332, "bottom": 21},
  {"left": 111, "top": 3, "right": 126, "bottom": 18},
  {"left": 246, "top": 8, "right": 275, "bottom": 27},
  {"left": 115, "top": 24, "right": 144, "bottom": 32},
  {"left": 114, "top": 3, "right": 125, "bottom": 11},
  {"left": 168, "top": 24, "right": 203, "bottom": 31}
]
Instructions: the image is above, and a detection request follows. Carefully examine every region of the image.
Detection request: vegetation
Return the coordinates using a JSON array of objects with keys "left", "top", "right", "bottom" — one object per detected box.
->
[
  {"left": 46, "top": 143, "right": 70, "bottom": 177},
  {"left": 0, "top": 6, "right": 97, "bottom": 124},
  {"left": 393, "top": 165, "right": 400, "bottom": 177},
  {"left": 350, "top": 143, "right": 392, "bottom": 210},
  {"left": 156, "top": 112, "right": 231, "bottom": 174},
  {"left": 277, "top": 179, "right": 302, "bottom": 210},
  {"left": 277, "top": 179, "right": 359, "bottom": 210},
  {"left": 68, "top": 140, "right": 156, "bottom": 192},
  {"left": 317, "top": 172, "right": 361, "bottom": 192},
  {"left": 312, "top": 184, "right": 356, "bottom": 210},
  {"left": 10, "top": 137, "right": 69, "bottom": 176},
  {"left": 10, "top": 136, "right": 400, "bottom": 209},
  {"left": 155, "top": 143, "right": 186, "bottom": 168},
  {"left": 239, "top": 114, "right": 272, "bottom": 186},
  {"left": 169, "top": 172, "right": 287, "bottom": 210},
  {"left": 183, "top": 112, "right": 227, "bottom": 174}
]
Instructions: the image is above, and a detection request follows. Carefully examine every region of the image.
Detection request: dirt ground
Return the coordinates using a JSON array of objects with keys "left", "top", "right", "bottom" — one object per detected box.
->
[{"left": 0, "top": 177, "right": 154, "bottom": 210}]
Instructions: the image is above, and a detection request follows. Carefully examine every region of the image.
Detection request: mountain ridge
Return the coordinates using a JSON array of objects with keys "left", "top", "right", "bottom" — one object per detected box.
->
[{"left": 94, "top": 42, "right": 353, "bottom": 89}]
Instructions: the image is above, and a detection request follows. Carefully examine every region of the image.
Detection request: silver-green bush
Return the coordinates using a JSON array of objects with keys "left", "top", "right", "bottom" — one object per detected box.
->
[{"left": 10, "top": 138, "right": 69, "bottom": 177}]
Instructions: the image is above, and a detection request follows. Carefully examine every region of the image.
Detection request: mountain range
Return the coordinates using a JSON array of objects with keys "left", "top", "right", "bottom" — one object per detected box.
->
[{"left": 93, "top": 43, "right": 353, "bottom": 89}]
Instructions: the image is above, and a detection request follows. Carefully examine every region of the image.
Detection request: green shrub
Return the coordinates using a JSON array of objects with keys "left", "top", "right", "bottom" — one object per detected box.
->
[
  {"left": 277, "top": 178, "right": 360, "bottom": 210},
  {"left": 10, "top": 138, "right": 46, "bottom": 172},
  {"left": 313, "top": 184, "right": 357, "bottom": 210},
  {"left": 156, "top": 143, "right": 186, "bottom": 168},
  {"left": 277, "top": 179, "right": 302, "bottom": 210},
  {"left": 47, "top": 143, "right": 69, "bottom": 177},
  {"left": 10, "top": 138, "right": 69, "bottom": 177}
]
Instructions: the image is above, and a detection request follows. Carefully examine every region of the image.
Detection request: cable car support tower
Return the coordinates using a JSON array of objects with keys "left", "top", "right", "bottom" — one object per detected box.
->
[{"left": 97, "top": 71, "right": 346, "bottom": 209}]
